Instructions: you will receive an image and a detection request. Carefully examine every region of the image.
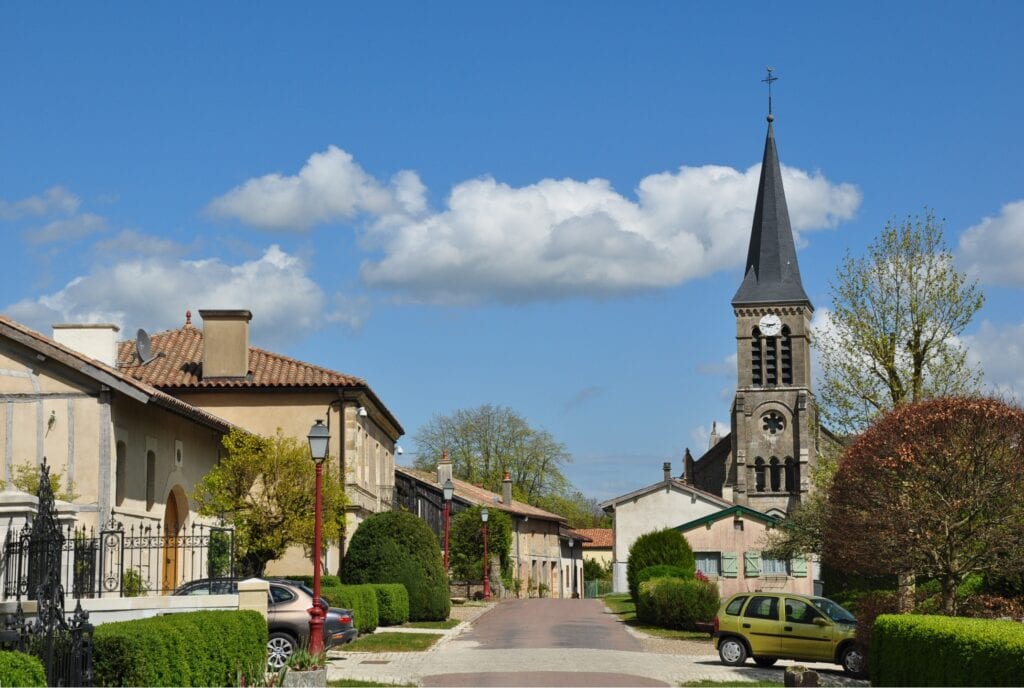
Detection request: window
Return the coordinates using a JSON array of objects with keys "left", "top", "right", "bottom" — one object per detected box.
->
[
  {"left": 762, "top": 411, "right": 785, "bottom": 435},
  {"left": 785, "top": 598, "right": 823, "bottom": 625},
  {"left": 269, "top": 585, "right": 295, "bottom": 604},
  {"left": 769, "top": 457, "right": 781, "bottom": 492},
  {"left": 754, "top": 458, "right": 766, "bottom": 492},
  {"left": 743, "top": 596, "right": 778, "bottom": 620},
  {"left": 145, "top": 450, "right": 156, "bottom": 510},
  {"left": 695, "top": 552, "right": 721, "bottom": 577},
  {"left": 751, "top": 328, "right": 763, "bottom": 385},
  {"left": 765, "top": 335, "right": 778, "bottom": 385},
  {"left": 784, "top": 457, "right": 798, "bottom": 492},
  {"left": 115, "top": 442, "right": 127, "bottom": 507},
  {"left": 763, "top": 557, "right": 789, "bottom": 576},
  {"left": 725, "top": 596, "right": 748, "bottom": 615},
  {"left": 781, "top": 326, "right": 793, "bottom": 384}
]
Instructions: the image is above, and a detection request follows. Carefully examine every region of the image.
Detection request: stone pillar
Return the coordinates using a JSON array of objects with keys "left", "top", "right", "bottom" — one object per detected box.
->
[
  {"left": 0, "top": 489, "right": 39, "bottom": 600},
  {"left": 238, "top": 578, "right": 270, "bottom": 619}
]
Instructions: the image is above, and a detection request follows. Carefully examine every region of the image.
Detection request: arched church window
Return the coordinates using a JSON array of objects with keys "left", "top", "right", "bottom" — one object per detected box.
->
[
  {"left": 754, "top": 458, "right": 766, "bottom": 492},
  {"left": 769, "top": 457, "right": 781, "bottom": 492},
  {"left": 781, "top": 326, "right": 792, "bottom": 384},
  {"left": 751, "top": 328, "right": 763, "bottom": 386},
  {"left": 784, "top": 457, "right": 799, "bottom": 492}
]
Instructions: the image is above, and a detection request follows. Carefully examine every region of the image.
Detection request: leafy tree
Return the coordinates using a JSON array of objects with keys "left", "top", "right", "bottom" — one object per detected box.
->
[
  {"left": 816, "top": 210, "right": 984, "bottom": 435},
  {"left": 448, "top": 505, "right": 512, "bottom": 582},
  {"left": 192, "top": 428, "right": 347, "bottom": 577},
  {"left": 2, "top": 460, "right": 79, "bottom": 501},
  {"left": 583, "top": 557, "right": 611, "bottom": 582},
  {"left": 412, "top": 404, "right": 572, "bottom": 503},
  {"left": 824, "top": 397, "right": 1024, "bottom": 615},
  {"left": 626, "top": 528, "right": 695, "bottom": 602},
  {"left": 533, "top": 490, "right": 611, "bottom": 529}
]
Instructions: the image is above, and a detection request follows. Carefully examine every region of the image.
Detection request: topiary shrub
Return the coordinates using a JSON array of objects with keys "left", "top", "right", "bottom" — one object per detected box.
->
[
  {"left": 341, "top": 511, "right": 450, "bottom": 621},
  {"left": 321, "top": 584, "right": 379, "bottom": 633},
  {"left": 371, "top": 583, "right": 411, "bottom": 626},
  {"left": 626, "top": 528, "right": 695, "bottom": 602},
  {"left": 636, "top": 577, "right": 720, "bottom": 629},
  {"left": 0, "top": 651, "right": 45, "bottom": 687}
]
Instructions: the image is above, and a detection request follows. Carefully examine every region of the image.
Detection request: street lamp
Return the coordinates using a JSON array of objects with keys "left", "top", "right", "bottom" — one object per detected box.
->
[
  {"left": 481, "top": 507, "right": 490, "bottom": 600},
  {"left": 307, "top": 419, "right": 330, "bottom": 655},
  {"left": 443, "top": 478, "right": 454, "bottom": 571}
]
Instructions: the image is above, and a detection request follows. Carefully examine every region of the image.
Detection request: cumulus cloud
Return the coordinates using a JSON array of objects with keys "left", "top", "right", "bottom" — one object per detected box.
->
[
  {"left": 25, "top": 213, "right": 108, "bottom": 244},
  {"left": 958, "top": 200, "right": 1024, "bottom": 286},
  {"left": 0, "top": 186, "right": 80, "bottom": 220},
  {"left": 91, "top": 230, "right": 191, "bottom": 258},
  {"left": 963, "top": 321, "right": 1024, "bottom": 400},
  {"left": 4, "top": 245, "right": 324, "bottom": 347}
]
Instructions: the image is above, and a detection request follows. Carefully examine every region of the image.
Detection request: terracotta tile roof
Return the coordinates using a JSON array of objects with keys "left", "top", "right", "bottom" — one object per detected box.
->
[
  {"left": 116, "top": 325, "right": 365, "bottom": 389},
  {"left": 0, "top": 316, "right": 234, "bottom": 433},
  {"left": 395, "top": 466, "right": 568, "bottom": 524},
  {"left": 574, "top": 528, "right": 612, "bottom": 548}
]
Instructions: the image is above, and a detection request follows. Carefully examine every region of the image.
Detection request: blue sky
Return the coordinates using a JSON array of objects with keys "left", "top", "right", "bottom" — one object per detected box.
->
[{"left": 2, "top": 2, "right": 1023, "bottom": 501}]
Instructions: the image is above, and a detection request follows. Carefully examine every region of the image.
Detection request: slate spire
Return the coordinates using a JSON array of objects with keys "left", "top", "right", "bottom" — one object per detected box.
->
[{"left": 731, "top": 115, "right": 812, "bottom": 308}]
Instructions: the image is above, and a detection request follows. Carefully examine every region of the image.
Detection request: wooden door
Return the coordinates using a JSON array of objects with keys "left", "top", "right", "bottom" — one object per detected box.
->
[{"left": 162, "top": 494, "right": 179, "bottom": 593}]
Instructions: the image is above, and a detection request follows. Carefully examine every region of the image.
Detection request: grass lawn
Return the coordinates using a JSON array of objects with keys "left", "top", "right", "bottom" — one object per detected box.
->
[
  {"left": 403, "top": 619, "right": 461, "bottom": 629},
  {"left": 602, "top": 593, "right": 714, "bottom": 641},
  {"left": 328, "top": 680, "right": 416, "bottom": 687},
  {"left": 341, "top": 632, "right": 441, "bottom": 652},
  {"left": 680, "top": 681, "right": 783, "bottom": 687}
]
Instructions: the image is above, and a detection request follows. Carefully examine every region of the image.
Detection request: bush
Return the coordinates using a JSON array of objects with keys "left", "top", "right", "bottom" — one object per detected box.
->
[
  {"left": 626, "top": 528, "right": 695, "bottom": 602},
  {"left": 0, "top": 651, "right": 45, "bottom": 687},
  {"left": 281, "top": 574, "right": 342, "bottom": 588},
  {"left": 636, "top": 564, "right": 692, "bottom": 586},
  {"left": 449, "top": 505, "right": 513, "bottom": 581},
  {"left": 371, "top": 583, "right": 411, "bottom": 626},
  {"left": 321, "top": 584, "right": 379, "bottom": 633},
  {"left": 871, "top": 614, "right": 1024, "bottom": 686},
  {"left": 92, "top": 610, "right": 266, "bottom": 687},
  {"left": 341, "top": 511, "right": 450, "bottom": 621},
  {"left": 635, "top": 577, "right": 719, "bottom": 629}
]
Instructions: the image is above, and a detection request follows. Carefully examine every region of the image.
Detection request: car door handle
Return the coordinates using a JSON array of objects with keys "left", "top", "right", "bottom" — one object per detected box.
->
[
  {"left": 784, "top": 626, "right": 793, "bottom": 631},
  {"left": 742, "top": 623, "right": 751, "bottom": 628}
]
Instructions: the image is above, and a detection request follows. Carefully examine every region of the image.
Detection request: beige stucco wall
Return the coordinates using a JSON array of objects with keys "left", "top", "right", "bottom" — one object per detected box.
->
[
  {"left": 583, "top": 548, "right": 612, "bottom": 568},
  {"left": 682, "top": 516, "right": 813, "bottom": 597}
]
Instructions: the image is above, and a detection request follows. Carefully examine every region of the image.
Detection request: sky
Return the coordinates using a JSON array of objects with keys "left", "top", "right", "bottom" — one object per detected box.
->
[{"left": 2, "top": 2, "right": 1023, "bottom": 502}]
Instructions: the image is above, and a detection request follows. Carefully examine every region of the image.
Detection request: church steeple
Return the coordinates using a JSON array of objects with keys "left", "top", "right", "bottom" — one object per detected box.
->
[{"left": 731, "top": 116, "right": 812, "bottom": 308}]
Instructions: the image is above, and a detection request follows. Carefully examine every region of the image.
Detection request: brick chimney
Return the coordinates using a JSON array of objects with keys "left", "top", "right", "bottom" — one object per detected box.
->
[
  {"left": 53, "top": 323, "right": 120, "bottom": 367},
  {"left": 437, "top": 451, "right": 453, "bottom": 486},
  {"left": 683, "top": 448, "right": 695, "bottom": 484},
  {"left": 663, "top": 461, "right": 672, "bottom": 482},
  {"left": 502, "top": 471, "right": 512, "bottom": 504},
  {"left": 199, "top": 309, "right": 251, "bottom": 379}
]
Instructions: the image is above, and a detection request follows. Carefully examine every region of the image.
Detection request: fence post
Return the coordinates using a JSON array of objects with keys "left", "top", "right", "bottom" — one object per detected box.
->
[{"left": 0, "top": 490, "right": 38, "bottom": 601}]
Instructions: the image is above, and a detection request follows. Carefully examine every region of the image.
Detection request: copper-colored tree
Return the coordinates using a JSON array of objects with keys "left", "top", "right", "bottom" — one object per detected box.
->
[{"left": 825, "top": 397, "right": 1024, "bottom": 614}]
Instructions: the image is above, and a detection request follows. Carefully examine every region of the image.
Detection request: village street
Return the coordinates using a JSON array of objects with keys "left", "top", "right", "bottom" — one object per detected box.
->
[{"left": 327, "top": 599, "right": 870, "bottom": 687}]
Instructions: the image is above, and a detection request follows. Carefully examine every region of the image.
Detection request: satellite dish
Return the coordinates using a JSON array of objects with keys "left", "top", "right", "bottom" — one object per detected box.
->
[{"left": 136, "top": 329, "right": 156, "bottom": 364}]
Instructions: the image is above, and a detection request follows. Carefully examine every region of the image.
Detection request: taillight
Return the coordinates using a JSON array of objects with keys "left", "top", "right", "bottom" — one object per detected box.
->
[
  {"left": 713, "top": 615, "right": 720, "bottom": 633},
  {"left": 339, "top": 615, "right": 352, "bottom": 624}
]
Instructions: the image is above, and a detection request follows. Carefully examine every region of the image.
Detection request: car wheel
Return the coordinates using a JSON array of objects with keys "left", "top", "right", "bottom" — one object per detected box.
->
[
  {"left": 840, "top": 644, "right": 867, "bottom": 678},
  {"left": 718, "top": 637, "right": 748, "bottom": 666},
  {"left": 267, "top": 632, "right": 297, "bottom": 671},
  {"left": 753, "top": 656, "right": 777, "bottom": 667}
]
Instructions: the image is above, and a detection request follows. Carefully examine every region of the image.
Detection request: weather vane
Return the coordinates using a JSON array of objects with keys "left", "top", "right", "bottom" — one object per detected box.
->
[{"left": 762, "top": 67, "right": 778, "bottom": 120}]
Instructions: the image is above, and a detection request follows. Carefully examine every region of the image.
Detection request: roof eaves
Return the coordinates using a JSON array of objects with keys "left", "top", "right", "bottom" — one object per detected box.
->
[{"left": 673, "top": 504, "right": 778, "bottom": 532}]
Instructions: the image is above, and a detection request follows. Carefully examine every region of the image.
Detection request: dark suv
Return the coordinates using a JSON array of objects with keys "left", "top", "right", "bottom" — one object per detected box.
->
[{"left": 173, "top": 578, "right": 358, "bottom": 669}]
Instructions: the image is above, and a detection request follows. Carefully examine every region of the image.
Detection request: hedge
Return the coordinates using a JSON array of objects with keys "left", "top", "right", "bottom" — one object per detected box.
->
[
  {"left": 321, "top": 584, "right": 379, "bottom": 633},
  {"left": 0, "top": 651, "right": 45, "bottom": 687},
  {"left": 281, "top": 574, "right": 342, "bottom": 589},
  {"left": 871, "top": 614, "right": 1024, "bottom": 686},
  {"left": 636, "top": 577, "right": 720, "bottom": 630},
  {"left": 626, "top": 528, "right": 696, "bottom": 602},
  {"left": 371, "top": 583, "right": 410, "bottom": 626},
  {"left": 92, "top": 610, "right": 266, "bottom": 687}
]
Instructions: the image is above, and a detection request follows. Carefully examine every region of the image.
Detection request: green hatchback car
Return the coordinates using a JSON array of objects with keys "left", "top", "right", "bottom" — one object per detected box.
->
[{"left": 713, "top": 592, "right": 865, "bottom": 677}]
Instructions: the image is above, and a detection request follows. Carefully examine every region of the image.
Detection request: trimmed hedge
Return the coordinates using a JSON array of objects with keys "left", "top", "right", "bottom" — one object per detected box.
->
[
  {"left": 281, "top": 574, "right": 342, "bottom": 589},
  {"left": 372, "top": 583, "right": 411, "bottom": 626},
  {"left": 626, "top": 528, "right": 696, "bottom": 602},
  {"left": 92, "top": 610, "right": 266, "bottom": 687},
  {"left": 321, "top": 584, "right": 379, "bottom": 633},
  {"left": 636, "top": 577, "right": 720, "bottom": 630},
  {"left": 0, "top": 651, "right": 45, "bottom": 687},
  {"left": 871, "top": 614, "right": 1024, "bottom": 686}
]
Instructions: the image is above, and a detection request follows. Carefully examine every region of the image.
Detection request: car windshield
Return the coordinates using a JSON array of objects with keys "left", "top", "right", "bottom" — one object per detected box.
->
[{"left": 810, "top": 597, "right": 857, "bottom": 624}]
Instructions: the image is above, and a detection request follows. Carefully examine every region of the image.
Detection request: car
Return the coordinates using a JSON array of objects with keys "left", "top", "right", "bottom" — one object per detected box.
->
[
  {"left": 173, "top": 578, "right": 358, "bottom": 669},
  {"left": 713, "top": 592, "right": 865, "bottom": 678}
]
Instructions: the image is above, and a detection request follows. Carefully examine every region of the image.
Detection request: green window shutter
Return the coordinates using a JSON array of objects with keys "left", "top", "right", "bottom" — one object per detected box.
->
[
  {"left": 790, "top": 554, "right": 807, "bottom": 577},
  {"left": 744, "top": 551, "right": 762, "bottom": 578},
  {"left": 721, "top": 552, "right": 738, "bottom": 578}
]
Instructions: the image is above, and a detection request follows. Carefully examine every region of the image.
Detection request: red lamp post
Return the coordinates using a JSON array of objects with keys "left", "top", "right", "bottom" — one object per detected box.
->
[
  {"left": 307, "top": 419, "right": 330, "bottom": 655},
  {"left": 443, "top": 478, "right": 454, "bottom": 571},
  {"left": 481, "top": 507, "right": 490, "bottom": 600}
]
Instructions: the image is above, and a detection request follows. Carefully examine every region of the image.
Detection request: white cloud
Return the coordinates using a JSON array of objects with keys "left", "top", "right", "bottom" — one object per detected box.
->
[
  {"left": 697, "top": 352, "right": 737, "bottom": 376},
  {"left": 958, "top": 200, "right": 1024, "bottom": 286},
  {"left": 690, "top": 420, "right": 731, "bottom": 453},
  {"left": 963, "top": 321, "right": 1024, "bottom": 400},
  {"left": 0, "top": 186, "right": 80, "bottom": 220},
  {"left": 25, "top": 213, "right": 108, "bottom": 244},
  {"left": 91, "top": 230, "right": 190, "bottom": 257},
  {"left": 4, "top": 245, "right": 324, "bottom": 348}
]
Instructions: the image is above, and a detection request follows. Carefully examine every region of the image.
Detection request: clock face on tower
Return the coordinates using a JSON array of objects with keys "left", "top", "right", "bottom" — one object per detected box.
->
[{"left": 759, "top": 313, "right": 782, "bottom": 337}]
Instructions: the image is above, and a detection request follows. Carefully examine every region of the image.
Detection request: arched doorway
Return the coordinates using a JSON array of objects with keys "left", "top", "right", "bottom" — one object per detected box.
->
[{"left": 162, "top": 486, "right": 188, "bottom": 593}]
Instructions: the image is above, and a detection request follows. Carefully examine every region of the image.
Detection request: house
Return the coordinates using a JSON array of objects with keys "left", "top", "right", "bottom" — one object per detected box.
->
[
  {"left": 0, "top": 316, "right": 232, "bottom": 593},
  {"left": 394, "top": 456, "right": 583, "bottom": 599},
  {"left": 675, "top": 505, "right": 813, "bottom": 596},
  {"left": 116, "top": 309, "right": 403, "bottom": 574},
  {"left": 575, "top": 528, "right": 612, "bottom": 569}
]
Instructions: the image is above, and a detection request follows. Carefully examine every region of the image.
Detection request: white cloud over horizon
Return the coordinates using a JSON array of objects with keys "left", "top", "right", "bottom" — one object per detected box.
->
[
  {"left": 963, "top": 320, "right": 1024, "bottom": 401},
  {"left": 208, "top": 146, "right": 862, "bottom": 304},
  {"left": 958, "top": 200, "right": 1024, "bottom": 286},
  {"left": 0, "top": 186, "right": 80, "bottom": 220}
]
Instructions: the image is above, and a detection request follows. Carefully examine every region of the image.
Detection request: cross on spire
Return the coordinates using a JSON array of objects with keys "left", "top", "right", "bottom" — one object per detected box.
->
[{"left": 762, "top": 67, "right": 778, "bottom": 120}]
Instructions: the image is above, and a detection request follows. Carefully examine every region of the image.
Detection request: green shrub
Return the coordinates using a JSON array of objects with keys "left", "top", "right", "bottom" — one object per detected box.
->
[
  {"left": 626, "top": 528, "right": 695, "bottom": 602},
  {"left": 449, "top": 505, "right": 513, "bottom": 581},
  {"left": 92, "top": 610, "right": 266, "bottom": 687},
  {"left": 322, "top": 584, "right": 380, "bottom": 633},
  {"left": 341, "top": 511, "right": 450, "bottom": 621},
  {"left": 281, "top": 574, "right": 342, "bottom": 588},
  {"left": 0, "top": 651, "right": 45, "bottom": 687},
  {"left": 636, "top": 577, "right": 719, "bottom": 629},
  {"left": 371, "top": 583, "right": 410, "bottom": 626},
  {"left": 871, "top": 614, "right": 1024, "bottom": 686}
]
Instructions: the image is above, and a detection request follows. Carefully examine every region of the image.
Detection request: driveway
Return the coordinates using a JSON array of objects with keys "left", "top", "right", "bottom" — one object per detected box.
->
[{"left": 327, "top": 598, "right": 870, "bottom": 687}]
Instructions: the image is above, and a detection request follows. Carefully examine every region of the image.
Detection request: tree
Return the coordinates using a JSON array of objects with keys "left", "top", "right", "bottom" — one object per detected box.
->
[
  {"left": 448, "top": 505, "right": 512, "bottom": 583},
  {"left": 816, "top": 210, "right": 984, "bottom": 436},
  {"left": 626, "top": 528, "right": 695, "bottom": 602},
  {"left": 192, "top": 428, "right": 347, "bottom": 577},
  {"left": 412, "top": 405, "right": 572, "bottom": 503},
  {"left": 533, "top": 490, "right": 611, "bottom": 529},
  {"left": 824, "top": 397, "right": 1024, "bottom": 615}
]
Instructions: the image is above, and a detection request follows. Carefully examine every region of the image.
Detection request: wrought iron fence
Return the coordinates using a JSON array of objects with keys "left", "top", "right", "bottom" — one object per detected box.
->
[{"left": 4, "top": 518, "right": 235, "bottom": 598}]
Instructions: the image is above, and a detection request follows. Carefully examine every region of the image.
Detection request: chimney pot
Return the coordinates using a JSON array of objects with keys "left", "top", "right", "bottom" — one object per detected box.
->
[
  {"left": 663, "top": 461, "right": 672, "bottom": 482},
  {"left": 437, "top": 450, "right": 453, "bottom": 486},
  {"left": 502, "top": 471, "right": 512, "bottom": 505},
  {"left": 52, "top": 323, "right": 120, "bottom": 367},
  {"left": 199, "top": 309, "right": 252, "bottom": 379}
]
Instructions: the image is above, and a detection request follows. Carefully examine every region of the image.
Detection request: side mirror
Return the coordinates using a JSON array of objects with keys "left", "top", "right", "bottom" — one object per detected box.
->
[{"left": 812, "top": 617, "right": 828, "bottom": 626}]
